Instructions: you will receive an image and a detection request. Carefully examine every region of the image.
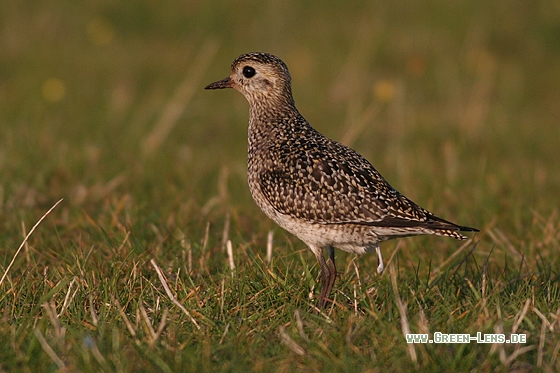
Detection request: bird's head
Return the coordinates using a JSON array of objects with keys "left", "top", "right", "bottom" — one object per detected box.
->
[{"left": 205, "top": 52, "right": 294, "bottom": 108}]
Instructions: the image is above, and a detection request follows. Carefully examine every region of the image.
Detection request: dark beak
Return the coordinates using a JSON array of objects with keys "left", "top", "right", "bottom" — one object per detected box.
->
[{"left": 205, "top": 77, "right": 232, "bottom": 90}]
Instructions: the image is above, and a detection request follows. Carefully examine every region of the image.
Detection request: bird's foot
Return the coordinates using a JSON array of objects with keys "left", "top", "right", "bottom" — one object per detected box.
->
[{"left": 375, "top": 244, "right": 384, "bottom": 273}]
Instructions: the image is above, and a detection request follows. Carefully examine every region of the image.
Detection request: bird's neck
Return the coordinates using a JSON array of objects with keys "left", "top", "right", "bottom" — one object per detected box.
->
[
  {"left": 249, "top": 99, "right": 306, "bottom": 132},
  {"left": 247, "top": 99, "right": 311, "bottom": 154}
]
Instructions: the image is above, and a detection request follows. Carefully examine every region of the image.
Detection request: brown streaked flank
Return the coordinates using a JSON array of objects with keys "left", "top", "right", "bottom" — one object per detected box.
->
[{"left": 205, "top": 52, "right": 478, "bottom": 309}]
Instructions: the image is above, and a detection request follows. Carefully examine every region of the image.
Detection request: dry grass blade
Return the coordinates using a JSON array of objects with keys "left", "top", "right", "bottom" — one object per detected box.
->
[
  {"left": 219, "top": 323, "right": 230, "bottom": 345},
  {"left": 141, "top": 38, "right": 220, "bottom": 155},
  {"left": 488, "top": 228, "right": 523, "bottom": 259},
  {"left": 139, "top": 301, "right": 157, "bottom": 343},
  {"left": 512, "top": 299, "right": 531, "bottom": 334},
  {"left": 20, "top": 221, "right": 31, "bottom": 263},
  {"left": 551, "top": 339, "right": 560, "bottom": 367},
  {"left": 111, "top": 295, "right": 137, "bottom": 338},
  {"left": 42, "top": 302, "right": 65, "bottom": 341},
  {"left": 389, "top": 263, "right": 417, "bottom": 366},
  {"left": 533, "top": 306, "right": 553, "bottom": 368},
  {"left": 154, "top": 308, "right": 169, "bottom": 342},
  {"left": 308, "top": 304, "right": 333, "bottom": 323},
  {"left": 340, "top": 101, "right": 382, "bottom": 146},
  {"left": 219, "top": 278, "right": 226, "bottom": 321},
  {"left": 493, "top": 303, "right": 506, "bottom": 363},
  {"left": 226, "top": 240, "right": 235, "bottom": 271},
  {"left": 88, "top": 294, "right": 99, "bottom": 327},
  {"left": 538, "top": 321, "right": 546, "bottom": 367},
  {"left": 533, "top": 307, "right": 553, "bottom": 332},
  {"left": 59, "top": 276, "right": 79, "bottom": 317},
  {"left": 34, "top": 329, "right": 66, "bottom": 369},
  {"left": 430, "top": 238, "right": 474, "bottom": 279},
  {"left": 279, "top": 325, "right": 307, "bottom": 356},
  {"left": 294, "top": 309, "right": 309, "bottom": 342},
  {"left": 481, "top": 263, "right": 489, "bottom": 318},
  {"left": 380, "top": 240, "right": 404, "bottom": 278},
  {"left": 221, "top": 213, "right": 230, "bottom": 252},
  {"left": 417, "top": 307, "right": 429, "bottom": 335},
  {"left": 150, "top": 259, "right": 200, "bottom": 330},
  {"left": 504, "top": 345, "right": 536, "bottom": 367},
  {"left": 0, "top": 198, "right": 63, "bottom": 287}
]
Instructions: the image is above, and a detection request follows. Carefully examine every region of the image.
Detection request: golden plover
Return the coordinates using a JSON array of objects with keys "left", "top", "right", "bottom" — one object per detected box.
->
[{"left": 205, "top": 52, "right": 478, "bottom": 309}]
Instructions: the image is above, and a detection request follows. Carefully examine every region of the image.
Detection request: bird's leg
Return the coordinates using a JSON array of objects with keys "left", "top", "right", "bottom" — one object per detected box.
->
[
  {"left": 374, "top": 243, "right": 384, "bottom": 274},
  {"left": 315, "top": 247, "right": 337, "bottom": 309},
  {"left": 326, "top": 246, "right": 337, "bottom": 299}
]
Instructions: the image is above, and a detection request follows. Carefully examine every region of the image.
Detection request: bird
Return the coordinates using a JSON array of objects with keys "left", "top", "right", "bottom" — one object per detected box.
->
[{"left": 205, "top": 52, "right": 478, "bottom": 309}]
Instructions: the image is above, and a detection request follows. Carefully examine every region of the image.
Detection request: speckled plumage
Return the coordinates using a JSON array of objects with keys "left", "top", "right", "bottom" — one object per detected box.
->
[{"left": 206, "top": 52, "right": 478, "bottom": 308}]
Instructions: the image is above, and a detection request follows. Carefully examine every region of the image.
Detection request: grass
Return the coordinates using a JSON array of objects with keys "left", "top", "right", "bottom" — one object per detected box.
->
[{"left": 1, "top": 0, "right": 560, "bottom": 371}]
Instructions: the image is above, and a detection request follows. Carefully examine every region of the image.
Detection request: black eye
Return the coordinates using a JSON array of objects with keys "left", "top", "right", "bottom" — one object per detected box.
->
[{"left": 242, "top": 66, "right": 256, "bottom": 78}]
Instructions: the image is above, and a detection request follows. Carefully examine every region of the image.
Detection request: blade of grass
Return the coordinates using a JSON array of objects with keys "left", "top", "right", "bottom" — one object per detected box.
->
[{"left": 0, "top": 198, "right": 63, "bottom": 287}]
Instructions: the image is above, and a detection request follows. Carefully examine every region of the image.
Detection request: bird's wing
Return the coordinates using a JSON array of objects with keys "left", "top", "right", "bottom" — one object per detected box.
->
[{"left": 259, "top": 137, "right": 436, "bottom": 226}]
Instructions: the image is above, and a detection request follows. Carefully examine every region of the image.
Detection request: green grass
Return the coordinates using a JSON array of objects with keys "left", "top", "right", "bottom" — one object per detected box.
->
[{"left": 1, "top": 0, "right": 560, "bottom": 371}]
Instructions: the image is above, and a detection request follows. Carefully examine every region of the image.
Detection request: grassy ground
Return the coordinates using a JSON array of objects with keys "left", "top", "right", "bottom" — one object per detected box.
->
[{"left": 1, "top": 0, "right": 560, "bottom": 371}]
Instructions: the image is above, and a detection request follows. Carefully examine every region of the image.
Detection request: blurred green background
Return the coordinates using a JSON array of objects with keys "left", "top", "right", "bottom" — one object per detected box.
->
[
  {"left": 0, "top": 1, "right": 560, "bottom": 218},
  {"left": 2, "top": 0, "right": 559, "bottom": 224},
  {"left": 1, "top": 0, "right": 560, "bottom": 371}
]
